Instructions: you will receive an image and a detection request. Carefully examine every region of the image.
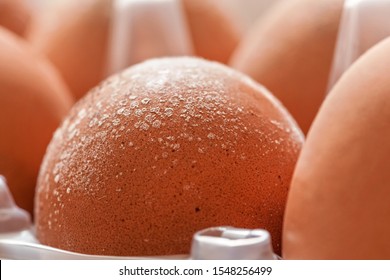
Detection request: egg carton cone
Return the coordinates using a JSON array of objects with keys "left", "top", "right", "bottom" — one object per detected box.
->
[
  {"left": 328, "top": 0, "right": 390, "bottom": 91},
  {"left": 0, "top": 176, "right": 277, "bottom": 260},
  {"left": 105, "top": 0, "right": 194, "bottom": 76}
]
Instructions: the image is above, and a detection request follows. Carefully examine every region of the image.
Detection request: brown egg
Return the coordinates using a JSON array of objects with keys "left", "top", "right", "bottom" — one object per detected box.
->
[
  {"left": 0, "top": 27, "right": 73, "bottom": 215},
  {"left": 28, "top": 0, "right": 240, "bottom": 101},
  {"left": 35, "top": 57, "right": 303, "bottom": 257},
  {"left": 181, "top": 0, "right": 239, "bottom": 63},
  {"left": 230, "top": 0, "right": 344, "bottom": 134},
  {"left": 0, "top": 0, "right": 32, "bottom": 37},
  {"left": 283, "top": 37, "right": 390, "bottom": 259}
]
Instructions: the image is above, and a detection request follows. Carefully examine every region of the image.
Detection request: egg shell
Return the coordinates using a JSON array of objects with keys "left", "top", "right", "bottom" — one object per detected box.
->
[
  {"left": 283, "top": 37, "right": 390, "bottom": 259},
  {"left": 181, "top": 0, "right": 239, "bottom": 63},
  {"left": 28, "top": 0, "right": 240, "bottom": 101},
  {"left": 230, "top": 0, "right": 344, "bottom": 134},
  {"left": 0, "top": 0, "right": 32, "bottom": 37},
  {"left": 0, "top": 27, "right": 73, "bottom": 215},
  {"left": 35, "top": 57, "right": 303, "bottom": 257}
]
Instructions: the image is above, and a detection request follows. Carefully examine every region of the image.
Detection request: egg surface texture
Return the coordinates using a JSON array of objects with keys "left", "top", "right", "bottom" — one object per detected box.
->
[
  {"left": 0, "top": 27, "right": 73, "bottom": 215},
  {"left": 28, "top": 0, "right": 240, "bottom": 101},
  {"left": 35, "top": 57, "right": 303, "bottom": 256},
  {"left": 230, "top": 0, "right": 344, "bottom": 134},
  {"left": 283, "top": 37, "right": 390, "bottom": 259}
]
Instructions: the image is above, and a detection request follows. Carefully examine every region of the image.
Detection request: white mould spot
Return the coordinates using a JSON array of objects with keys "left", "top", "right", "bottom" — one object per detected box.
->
[
  {"left": 130, "top": 101, "right": 139, "bottom": 109},
  {"left": 150, "top": 107, "right": 160, "bottom": 114},
  {"left": 169, "top": 96, "right": 180, "bottom": 106},
  {"left": 207, "top": 133, "right": 216, "bottom": 139},
  {"left": 152, "top": 120, "right": 161, "bottom": 128},
  {"left": 119, "top": 99, "right": 128, "bottom": 106},
  {"left": 145, "top": 114, "right": 155, "bottom": 123},
  {"left": 78, "top": 108, "right": 87, "bottom": 119},
  {"left": 112, "top": 119, "right": 121, "bottom": 126},
  {"left": 135, "top": 109, "right": 143, "bottom": 117},
  {"left": 164, "top": 108, "right": 174, "bottom": 117},
  {"left": 172, "top": 143, "right": 180, "bottom": 150},
  {"left": 134, "top": 121, "right": 149, "bottom": 131},
  {"left": 140, "top": 122, "right": 149, "bottom": 131},
  {"left": 88, "top": 118, "right": 98, "bottom": 128},
  {"left": 141, "top": 98, "right": 151, "bottom": 105}
]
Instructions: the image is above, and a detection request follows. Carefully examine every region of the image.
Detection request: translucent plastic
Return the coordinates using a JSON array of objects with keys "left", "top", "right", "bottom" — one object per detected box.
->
[
  {"left": 106, "top": 0, "right": 194, "bottom": 76},
  {"left": 328, "top": 0, "right": 390, "bottom": 91},
  {"left": 191, "top": 227, "right": 277, "bottom": 260},
  {"left": 0, "top": 176, "right": 31, "bottom": 234}
]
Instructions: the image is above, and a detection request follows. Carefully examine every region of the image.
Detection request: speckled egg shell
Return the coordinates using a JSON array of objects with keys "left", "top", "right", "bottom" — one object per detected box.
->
[
  {"left": 0, "top": 27, "right": 73, "bottom": 215},
  {"left": 283, "top": 37, "right": 390, "bottom": 259},
  {"left": 35, "top": 57, "right": 303, "bottom": 256},
  {"left": 28, "top": 0, "right": 240, "bottom": 101},
  {"left": 230, "top": 0, "right": 344, "bottom": 134}
]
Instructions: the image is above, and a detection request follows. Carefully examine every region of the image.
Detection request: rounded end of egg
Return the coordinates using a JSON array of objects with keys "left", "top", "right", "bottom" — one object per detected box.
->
[
  {"left": 27, "top": 0, "right": 241, "bottom": 101},
  {"left": 35, "top": 57, "right": 303, "bottom": 257}
]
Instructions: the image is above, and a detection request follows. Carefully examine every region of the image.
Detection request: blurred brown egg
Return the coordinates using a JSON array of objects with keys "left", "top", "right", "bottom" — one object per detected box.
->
[
  {"left": 35, "top": 57, "right": 303, "bottom": 257},
  {"left": 0, "top": 0, "right": 32, "bottom": 37},
  {"left": 230, "top": 0, "right": 344, "bottom": 134},
  {"left": 0, "top": 27, "right": 73, "bottom": 215},
  {"left": 283, "top": 37, "right": 390, "bottom": 259},
  {"left": 28, "top": 0, "right": 240, "bottom": 101}
]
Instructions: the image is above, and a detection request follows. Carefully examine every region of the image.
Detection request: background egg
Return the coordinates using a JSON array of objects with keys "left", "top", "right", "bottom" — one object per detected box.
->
[
  {"left": 220, "top": 0, "right": 282, "bottom": 33},
  {"left": 35, "top": 57, "right": 303, "bottom": 256},
  {"left": 230, "top": 0, "right": 344, "bottom": 134},
  {"left": 0, "top": 27, "right": 73, "bottom": 215},
  {"left": 28, "top": 0, "right": 241, "bottom": 101},
  {"left": 283, "top": 37, "right": 390, "bottom": 259},
  {"left": 0, "top": 0, "right": 32, "bottom": 37}
]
